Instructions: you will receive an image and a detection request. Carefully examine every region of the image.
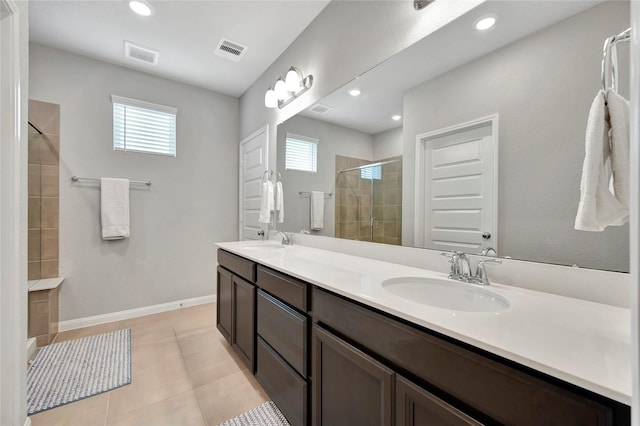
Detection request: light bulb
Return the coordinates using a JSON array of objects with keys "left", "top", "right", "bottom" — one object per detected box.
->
[
  {"left": 264, "top": 88, "right": 277, "bottom": 108},
  {"left": 129, "top": 1, "right": 153, "bottom": 16},
  {"left": 285, "top": 67, "right": 302, "bottom": 92},
  {"left": 274, "top": 78, "right": 288, "bottom": 101},
  {"left": 391, "top": 115, "right": 402, "bottom": 121},
  {"left": 475, "top": 15, "right": 496, "bottom": 31},
  {"left": 348, "top": 89, "right": 361, "bottom": 97}
]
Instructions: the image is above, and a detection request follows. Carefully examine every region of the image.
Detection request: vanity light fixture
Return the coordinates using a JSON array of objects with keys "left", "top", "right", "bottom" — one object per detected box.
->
[
  {"left": 475, "top": 15, "right": 497, "bottom": 31},
  {"left": 392, "top": 114, "right": 402, "bottom": 121},
  {"left": 264, "top": 66, "right": 314, "bottom": 109},
  {"left": 128, "top": 0, "right": 154, "bottom": 16},
  {"left": 348, "top": 89, "right": 361, "bottom": 97}
]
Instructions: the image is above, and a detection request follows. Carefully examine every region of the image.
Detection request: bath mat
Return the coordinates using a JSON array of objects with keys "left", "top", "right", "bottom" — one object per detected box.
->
[
  {"left": 218, "top": 401, "right": 290, "bottom": 426},
  {"left": 27, "top": 328, "right": 131, "bottom": 415}
]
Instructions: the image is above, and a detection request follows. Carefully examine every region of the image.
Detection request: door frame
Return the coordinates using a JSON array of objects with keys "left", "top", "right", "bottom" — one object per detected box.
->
[
  {"left": 238, "top": 125, "right": 269, "bottom": 240},
  {"left": 0, "top": 0, "right": 26, "bottom": 425},
  {"left": 414, "top": 114, "right": 499, "bottom": 250}
]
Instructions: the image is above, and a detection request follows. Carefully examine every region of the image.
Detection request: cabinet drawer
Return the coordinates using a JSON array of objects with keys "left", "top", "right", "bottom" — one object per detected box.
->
[
  {"left": 218, "top": 249, "right": 256, "bottom": 283},
  {"left": 256, "top": 336, "right": 308, "bottom": 426},
  {"left": 313, "top": 288, "right": 614, "bottom": 426},
  {"left": 257, "top": 266, "right": 308, "bottom": 312},
  {"left": 258, "top": 289, "right": 308, "bottom": 376}
]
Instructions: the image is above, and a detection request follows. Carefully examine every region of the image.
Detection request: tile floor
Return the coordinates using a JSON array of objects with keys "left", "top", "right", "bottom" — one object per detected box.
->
[{"left": 30, "top": 303, "right": 270, "bottom": 426}]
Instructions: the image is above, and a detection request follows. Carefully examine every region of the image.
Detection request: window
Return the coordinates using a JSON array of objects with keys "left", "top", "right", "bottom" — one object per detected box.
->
[
  {"left": 361, "top": 165, "right": 381, "bottom": 180},
  {"left": 111, "top": 95, "right": 177, "bottom": 156},
  {"left": 285, "top": 133, "right": 318, "bottom": 173}
]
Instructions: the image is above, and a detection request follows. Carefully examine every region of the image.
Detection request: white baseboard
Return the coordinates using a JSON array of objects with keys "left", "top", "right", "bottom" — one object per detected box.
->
[{"left": 58, "top": 294, "right": 216, "bottom": 332}]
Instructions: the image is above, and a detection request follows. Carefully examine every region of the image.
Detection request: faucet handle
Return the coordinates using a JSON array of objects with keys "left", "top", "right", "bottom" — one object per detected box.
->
[{"left": 475, "top": 258, "right": 502, "bottom": 286}]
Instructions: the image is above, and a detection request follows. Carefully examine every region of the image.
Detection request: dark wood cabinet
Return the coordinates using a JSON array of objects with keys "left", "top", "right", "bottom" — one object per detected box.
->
[
  {"left": 217, "top": 249, "right": 630, "bottom": 426},
  {"left": 232, "top": 275, "right": 256, "bottom": 371},
  {"left": 396, "top": 375, "right": 482, "bottom": 426},
  {"left": 312, "top": 325, "right": 394, "bottom": 426},
  {"left": 216, "top": 266, "right": 232, "bottom": 342},
  {"left": 217, "top": 250, "right": 257, "bottom": 372}
]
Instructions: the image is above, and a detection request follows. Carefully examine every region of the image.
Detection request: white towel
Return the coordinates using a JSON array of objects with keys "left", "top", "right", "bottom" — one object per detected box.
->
[
  {"left": 575, "top": 90, "right": 628, "bottom": 231},
  {"left": 258, "top": 181, "right": 274, "bottom": 224},
  {"left": 275, "top": 181, "right": 284, "bottom": 223},
  {"left": 310, "top": 191, "right": 324, "bottom": 230},
  {"left": 100, "top": 178, "right": 130, "bottom": 240},
  {"left": 606, "top": 88, "right": 630, "bottom": 213}
]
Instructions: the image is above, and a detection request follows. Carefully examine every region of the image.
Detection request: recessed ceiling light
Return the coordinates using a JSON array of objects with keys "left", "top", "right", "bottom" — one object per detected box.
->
[
  {"left": 348, "top": 89, "right": 361, "bottom": 97},
  {"left": 392, "top": 115, "right": 402, "bottom": 121},
  {"left": 129, "top": 1, "right": 154, "bottom": 16},
  {"left": 475, "top": 15, "right": 496, "bottom": 31}
]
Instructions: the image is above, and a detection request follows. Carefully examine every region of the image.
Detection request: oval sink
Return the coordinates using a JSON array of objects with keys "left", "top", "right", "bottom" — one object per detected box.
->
[{"left": 381, "top": 277, "right": 510, "bottom": 312}]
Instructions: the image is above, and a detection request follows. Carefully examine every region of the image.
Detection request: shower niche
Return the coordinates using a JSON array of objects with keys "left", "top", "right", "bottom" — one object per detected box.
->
[{"left": 335, "top": 155, "right": 402, "bottom": 244}]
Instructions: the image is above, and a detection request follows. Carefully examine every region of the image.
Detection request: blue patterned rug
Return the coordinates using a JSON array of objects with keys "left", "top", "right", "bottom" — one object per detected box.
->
[
  {"left": 27, "top": 328, "right": 131, "bottom": 415},
  {"left": 218, "top": 401, "right": 290, "bottom": 426}
]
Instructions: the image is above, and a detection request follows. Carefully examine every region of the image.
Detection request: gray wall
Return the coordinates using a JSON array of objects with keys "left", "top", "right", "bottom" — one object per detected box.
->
[
  {"left": 29, "top": 44, "right": 239, "bottom": 321},
  {"left": 277, "top": 115, "right": 373, "bottom": 236},
  {"left": 402, "top": 1, "right": 629, "bottom": 271},
  {"left": 373, "top": 127, "right": 403, "bottom": 160}
]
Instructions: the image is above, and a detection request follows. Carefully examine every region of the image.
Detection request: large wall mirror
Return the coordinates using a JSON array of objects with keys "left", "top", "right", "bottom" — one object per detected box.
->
[{"left": 276, "top": 0, "right": 630, "bottom": 272}]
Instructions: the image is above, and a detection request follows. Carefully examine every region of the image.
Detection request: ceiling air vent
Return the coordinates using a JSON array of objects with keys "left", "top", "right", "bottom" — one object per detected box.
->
[
  {"left": 215, "top": 38, "right": 247, "bottom": 62},
  {"left": 124, "top": 41, "right": 159, "bottom": 65},
  {"left": 310, "top": 103, "right": 333, "bottom": 114}
]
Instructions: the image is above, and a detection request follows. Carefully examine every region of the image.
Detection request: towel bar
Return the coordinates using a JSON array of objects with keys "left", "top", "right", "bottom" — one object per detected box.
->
[{"left": 71, "top": 176, "right": 152, "bottom": 186}]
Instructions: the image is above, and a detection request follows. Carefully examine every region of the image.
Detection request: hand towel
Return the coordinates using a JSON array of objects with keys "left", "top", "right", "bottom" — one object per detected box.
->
[
  {"left": 275, "top": 181, "right": 284, "bottom": 223},
  {"left": 258, "top": 181, "right": 274, "bottom": 224},
  {"left": 310, "top": 191, "right": 324, "bottom": 230},
  {"left": 575, "top": 91, "right": 627, "bottom": 231},
  {"left": 606, "top": 88, "right": 630, "bottom": 214},
  {"left": 100, "top": 178, "right": 130, "bottom": 240}
]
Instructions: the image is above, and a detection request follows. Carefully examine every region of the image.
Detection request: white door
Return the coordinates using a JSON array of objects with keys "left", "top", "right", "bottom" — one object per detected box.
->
[
  {"left": 239, "top": 126, "right": 268, "bottom": 240},
  {"left": 416, "top": 118, "right": 497, "bottom": 253}
]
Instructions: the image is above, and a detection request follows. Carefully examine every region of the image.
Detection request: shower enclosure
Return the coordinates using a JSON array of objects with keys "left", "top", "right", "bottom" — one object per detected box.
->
[{"left": 335, "top": 157, "right": 402, "bottom": 245}]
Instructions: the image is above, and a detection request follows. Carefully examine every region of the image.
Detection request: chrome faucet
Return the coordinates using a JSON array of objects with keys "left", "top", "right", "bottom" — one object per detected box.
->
[
  {"left": 479, "top": 246, "right": 497, "bottom": 257},
  {"left": 441, "top": 251, "right": 501, "bottom": 286},
  {"left": 275, "top": 230, "right": 293, "bottom": 245}
]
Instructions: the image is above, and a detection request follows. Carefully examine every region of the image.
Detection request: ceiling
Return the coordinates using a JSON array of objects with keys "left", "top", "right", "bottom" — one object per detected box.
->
[
  {"left": 300, "top": 0, "right": 603, "bottom": 135},
  {"left": 29, "top": 0, "right": 331, "bottom": 97}
]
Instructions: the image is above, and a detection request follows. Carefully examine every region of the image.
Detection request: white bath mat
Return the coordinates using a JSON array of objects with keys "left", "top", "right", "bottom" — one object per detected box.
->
[
  {"left": 27, "top": 328, "right": 131, "bottom": 415},
  {"left": 218, "top": 401, "right": 291, "bottom": 426}
]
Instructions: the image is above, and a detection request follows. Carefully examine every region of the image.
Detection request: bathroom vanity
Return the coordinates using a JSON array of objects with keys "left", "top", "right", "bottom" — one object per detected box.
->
[{"left": 215, "top": 241, "right": 631, "bottom": 425}]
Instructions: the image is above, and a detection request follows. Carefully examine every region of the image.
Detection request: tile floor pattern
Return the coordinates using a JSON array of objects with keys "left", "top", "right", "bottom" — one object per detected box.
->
[{"left": 30, "top": 303, "right": 270, "bottom": 426}]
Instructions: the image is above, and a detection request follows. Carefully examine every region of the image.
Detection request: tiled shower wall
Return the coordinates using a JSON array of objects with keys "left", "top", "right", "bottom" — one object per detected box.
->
[
  {"left": 28, "top": 100, "right": 60, "bottom": 280},
  {"left": 335, "top": 155, "right": 402, "bottom": 245}
]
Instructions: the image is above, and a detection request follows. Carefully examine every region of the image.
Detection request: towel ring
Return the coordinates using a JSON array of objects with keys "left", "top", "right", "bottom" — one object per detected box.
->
[{"left": 262, "top": 170, "right": 272, "bottom": 182}]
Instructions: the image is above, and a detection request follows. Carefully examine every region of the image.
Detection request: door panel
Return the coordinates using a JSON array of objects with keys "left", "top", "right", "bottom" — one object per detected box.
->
[
  {"left": 312, "top": 325, "right": 394, "bottom": 426},
  {"left": 239, "top": 126, "right": 268, "bottom": 240},
  {"left": 232, "top": 275, "right": 256, "bottom": 372},
  {"left": 216, "top": 266, "right": 232, "bottom": 342},
  {"left": 422, "top": 123, "right": 496, "bottom": 253}
]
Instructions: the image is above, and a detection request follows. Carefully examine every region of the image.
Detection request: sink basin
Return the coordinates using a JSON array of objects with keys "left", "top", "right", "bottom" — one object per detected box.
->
[
  {"left": 381, "top": 277, "right": 510, "bottom": 312},
  {"left": 242, "top": 243, "right": 286, "bottom": 251}
]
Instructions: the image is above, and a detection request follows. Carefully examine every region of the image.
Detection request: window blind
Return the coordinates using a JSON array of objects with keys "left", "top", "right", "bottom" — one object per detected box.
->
[
  {"left": 285, "top": 133, "right": 318, "bottom": 173},
  {"left": 111, "top": 95, "right": 177, "bottom": 157}
]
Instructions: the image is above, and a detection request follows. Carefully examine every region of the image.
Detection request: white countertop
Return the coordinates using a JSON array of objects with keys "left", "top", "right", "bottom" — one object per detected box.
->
[{"left": 216, "top": 240, "right": 631, "bottom": 405}]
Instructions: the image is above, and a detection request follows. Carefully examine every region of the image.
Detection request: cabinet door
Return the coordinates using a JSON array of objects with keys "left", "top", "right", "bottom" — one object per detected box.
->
[
  {"left": 216, "top": 266, "right": 232, "bottom": 343},
  {"left": 396, "top": 376, "right": 483, "bottom": 426},
  {"left": 232, "top": 275, "right": 256, "bottom": 372},
  {"left": 312, "top": 325, "right": 393, "bottom": 426}
]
